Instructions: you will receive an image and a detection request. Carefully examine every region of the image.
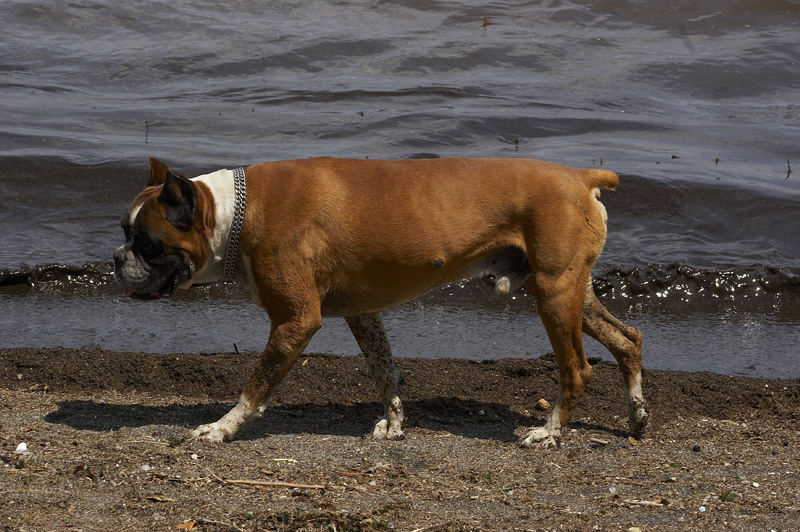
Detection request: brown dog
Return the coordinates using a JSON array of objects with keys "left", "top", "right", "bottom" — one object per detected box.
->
[{"left": 114, "top": 156, "right": 648, "bottom": 447}]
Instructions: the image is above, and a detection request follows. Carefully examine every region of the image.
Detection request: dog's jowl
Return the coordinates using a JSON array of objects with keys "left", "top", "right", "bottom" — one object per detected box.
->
[{"left": 114, "top": 156, "right": 648, "bottom": 447}]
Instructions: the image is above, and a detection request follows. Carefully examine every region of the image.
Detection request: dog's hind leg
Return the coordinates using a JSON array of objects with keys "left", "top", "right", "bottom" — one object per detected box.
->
[
  {"left": 582, "top": 277, "right": 649, "bottom": 437},
  {"left": 346, "top": 314, "right": 405, "bottom": 440},
  {"left": 520, "top": 269, "right": 593, "bottom": 449}
]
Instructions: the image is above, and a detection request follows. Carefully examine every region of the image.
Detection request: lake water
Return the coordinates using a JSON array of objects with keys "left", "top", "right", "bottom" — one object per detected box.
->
[{"left": 1, "top": 0, "right": 798, "bottom": 377}]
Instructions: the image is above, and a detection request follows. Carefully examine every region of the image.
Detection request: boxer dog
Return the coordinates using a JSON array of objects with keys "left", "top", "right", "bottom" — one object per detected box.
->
[{"left": 114, "top": 156, "right": 648, "bottom": 448}]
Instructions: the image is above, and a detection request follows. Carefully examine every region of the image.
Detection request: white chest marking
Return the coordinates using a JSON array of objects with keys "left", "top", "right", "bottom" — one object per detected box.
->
[{"left": 189, "top": 169, "right": 236, "bottom": 285}]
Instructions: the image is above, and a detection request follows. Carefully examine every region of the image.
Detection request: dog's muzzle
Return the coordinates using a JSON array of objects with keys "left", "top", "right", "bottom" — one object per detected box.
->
[{"left": 113, "top": 245, "right": 193, "bottom": 300}]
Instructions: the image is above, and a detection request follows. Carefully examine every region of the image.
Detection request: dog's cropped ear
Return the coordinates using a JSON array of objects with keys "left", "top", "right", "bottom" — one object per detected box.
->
[
  {"left": 158, "top": 170, "right": 197, "bottom": 231},
  {"left": 148, "top": 156, "right": 173, "bottom": 187}
]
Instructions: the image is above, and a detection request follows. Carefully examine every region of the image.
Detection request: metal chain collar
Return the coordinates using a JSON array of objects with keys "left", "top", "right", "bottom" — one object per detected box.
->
[{"left": 223, "top": 167, "right": 246, "bottom": 283}]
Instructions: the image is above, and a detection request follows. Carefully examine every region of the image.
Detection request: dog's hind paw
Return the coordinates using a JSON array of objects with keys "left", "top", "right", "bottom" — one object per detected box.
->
[
  {"left": 191, "top": 423, "right": 230, "bottom": 442},
  {"left": 519, "top": 427, "right": 559, "bottom": 449},
  {"left": 371, "top": 418, "right": 404, "bottom": 440},
  {"left": 629, "top": 401, "right": 650, "bottom": 438}
]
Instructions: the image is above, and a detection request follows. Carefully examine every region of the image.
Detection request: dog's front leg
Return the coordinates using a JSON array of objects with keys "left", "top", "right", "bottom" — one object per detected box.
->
[
  {"left": 192, "top": 311, "right": 322, "bottom": 442},
  {"left": 346, "top": 314, "right": 405, "bottom": 440}
]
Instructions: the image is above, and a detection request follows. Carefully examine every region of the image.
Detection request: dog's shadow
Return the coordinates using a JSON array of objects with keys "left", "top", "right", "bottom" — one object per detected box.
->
[{"left": 44, "top": 398, "right": 625, "bottom": 442}]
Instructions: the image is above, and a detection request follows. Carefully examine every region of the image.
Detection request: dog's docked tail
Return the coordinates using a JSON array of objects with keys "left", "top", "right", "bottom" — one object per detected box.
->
[
  {"left": 583, "top": 168, "right": 619, "bottom": 191},
  {"left": 583, "top": 168, "right": 619, "bottom": 227}
]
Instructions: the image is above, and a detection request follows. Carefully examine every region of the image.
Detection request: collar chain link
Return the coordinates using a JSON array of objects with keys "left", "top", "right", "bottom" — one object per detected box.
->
[{"left": 223, "top": 167, "right": 246, "bottom": 283}]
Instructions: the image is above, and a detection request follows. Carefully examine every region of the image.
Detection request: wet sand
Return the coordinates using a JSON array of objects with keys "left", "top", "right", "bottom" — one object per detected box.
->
[{"left": 2, "top": 348, "right": 798, "bottom": 530}]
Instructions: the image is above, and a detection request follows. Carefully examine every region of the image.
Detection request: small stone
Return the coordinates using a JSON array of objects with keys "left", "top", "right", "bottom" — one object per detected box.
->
[
  {"left": 535, "top": 398, "right": 550, "bottom": 411},
  {"left": 190, "top": 453, "right": 198, "bottom": 460},
  {"left": 692, "top": 444, "right": 701, "bottom": 452},
  {"left": 14, "top": 442, "right": 28, "bottom": 454},
  {"left": 628, "top": 527, "right": 643, "bottom": 532},
  {"left": 140, "top": 464, "right": 152, "bottom": 471}
]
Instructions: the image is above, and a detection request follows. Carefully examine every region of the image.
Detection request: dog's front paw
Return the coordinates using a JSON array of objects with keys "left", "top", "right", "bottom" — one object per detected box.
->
[
  {"left": 519, "top": 427, "right": 559, "bottom": 449},
  {"left": 371, "top": 418, "right": 404, "bottom": 440},
  {"left": 191, "top": 422, "right": 230, "bottom": 442}
]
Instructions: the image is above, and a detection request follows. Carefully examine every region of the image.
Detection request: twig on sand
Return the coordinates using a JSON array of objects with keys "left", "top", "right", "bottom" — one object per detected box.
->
[
  {"left": 410, "top": 523, "right": 450, "bottom": 532},
  {"left": 126, "top": 439, "right": 171, "bottom": 446},
  {"left": 194, "top": 518, "right": 245, "bottom": 532},
  {"left": 0, "top": 489, "right": 54, "bottom": 496},
  {"left": 219, "top": 478, "right": 327, "bottom": 490},
  {"left": 623, "top": 498, "right": 665, "bottom": 508},
  {"left": 205, "top": 468, "right": 326, "bottom": 490}
]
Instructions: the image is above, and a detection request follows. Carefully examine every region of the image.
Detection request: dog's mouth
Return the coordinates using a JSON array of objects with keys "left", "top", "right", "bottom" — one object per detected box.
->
[
  {"left": 121, "top": 270, "right": 185, "bottom": 301},
  {"left": 115, "top": 247, "right": 197, "bottom": 302}
]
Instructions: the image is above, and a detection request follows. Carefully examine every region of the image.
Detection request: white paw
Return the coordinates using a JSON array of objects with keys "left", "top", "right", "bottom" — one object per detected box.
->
[
  {"left": 371, "top": 418, "right": 404, "bottom": 440},
  {"left": 519, "top": 427, "right": 559, "bottom": 449},
  {"left": 629, "top": 404, "right": 650, "bottom": 437},
  {"left": 191, "top": 423, "right": 229, "bottom": 442}
]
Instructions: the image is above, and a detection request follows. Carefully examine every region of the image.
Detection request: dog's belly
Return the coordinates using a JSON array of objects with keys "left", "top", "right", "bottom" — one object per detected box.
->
[
  {"left": 320, "top": 282, "right": 434, "bottom": 317},
  {"left": 319, "top": 246, "right": 531, "bottom": 317},
  {"left": 319, "top": 261, "right": 466, "bottom": 317}
]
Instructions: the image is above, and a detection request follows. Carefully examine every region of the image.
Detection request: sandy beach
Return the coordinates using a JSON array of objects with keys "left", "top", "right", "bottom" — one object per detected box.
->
[{"left": 2, "top": 347, "right": 798, "bottom": 531}]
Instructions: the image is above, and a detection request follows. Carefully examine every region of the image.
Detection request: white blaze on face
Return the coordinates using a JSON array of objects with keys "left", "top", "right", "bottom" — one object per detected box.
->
[
  {"left": 115, "top": 199, "right": 150, "bottom": 287},
  {"left": 117, "top": 200, "right": 144, "bottom": 259},
  {"left": 128, "top": 200, "right": 144, "bottom": 228}
]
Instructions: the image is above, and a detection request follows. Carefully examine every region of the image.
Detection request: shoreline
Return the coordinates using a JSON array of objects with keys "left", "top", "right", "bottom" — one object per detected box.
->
[{"left": 2, "top": 347, "right": 798, "bottom": 530}]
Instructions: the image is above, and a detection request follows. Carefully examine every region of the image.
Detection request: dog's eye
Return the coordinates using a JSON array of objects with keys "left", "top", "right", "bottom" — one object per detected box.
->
[
  {"left": 134, "top": 232, "right": 156, "bottom": 255},
  {"left": 136, "top": 233, "right": 152, "bottom": 250}
]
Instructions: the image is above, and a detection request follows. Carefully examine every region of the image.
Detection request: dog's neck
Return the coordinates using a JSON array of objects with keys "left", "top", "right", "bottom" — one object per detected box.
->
[
  {"left": 188, "top": 168, "right": 245, "bottom": 285},
  {"left": 222, "top": 167, "right": 247, "bottom": 282}
]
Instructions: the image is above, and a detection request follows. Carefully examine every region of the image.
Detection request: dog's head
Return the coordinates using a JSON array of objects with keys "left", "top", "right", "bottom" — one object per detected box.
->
[{"left": 113, "top": 157, "right": 213, "bottom": 299}]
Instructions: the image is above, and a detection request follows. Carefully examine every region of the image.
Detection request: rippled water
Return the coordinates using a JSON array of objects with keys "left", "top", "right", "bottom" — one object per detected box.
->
[{"left": 1, "top": 0, "right": 798, "bottom": 376}]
